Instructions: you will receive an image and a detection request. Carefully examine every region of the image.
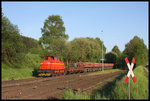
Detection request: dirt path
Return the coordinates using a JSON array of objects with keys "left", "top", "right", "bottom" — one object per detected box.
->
[{"left": 2, "top": 70, "right": 126, "bottom": 99}]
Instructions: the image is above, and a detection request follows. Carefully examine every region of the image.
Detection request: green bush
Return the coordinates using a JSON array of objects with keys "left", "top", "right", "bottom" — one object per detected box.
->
[{"left": 123, "top": 36, "right": 148, "bottom": 67}]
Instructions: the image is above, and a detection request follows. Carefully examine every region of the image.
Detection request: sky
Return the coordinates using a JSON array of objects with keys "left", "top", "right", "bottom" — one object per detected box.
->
[{"left": 1, "top": 1, "right": 149, "bottom": 52}]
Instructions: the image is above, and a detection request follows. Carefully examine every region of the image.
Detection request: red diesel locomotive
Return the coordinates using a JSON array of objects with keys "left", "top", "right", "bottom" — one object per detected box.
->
[
  {"left": 37, "top": 56, "right": 66, "bottom": 76},
  {"left": 37, "top": 56, "right": 114, "bottom": 77}
]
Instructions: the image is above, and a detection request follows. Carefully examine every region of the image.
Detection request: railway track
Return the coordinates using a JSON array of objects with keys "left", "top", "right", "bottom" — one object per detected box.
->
[
  {"left": 2, "top": 72, "right": 89, "bottom": 89},
  {"left": 2, "top": 73, "right": 89, "bottom": 94},
  {"left": 2, "top": 70, "right": 126, "bottom": 99}
]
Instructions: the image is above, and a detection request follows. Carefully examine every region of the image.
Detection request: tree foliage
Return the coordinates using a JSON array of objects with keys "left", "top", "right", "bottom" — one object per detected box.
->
[
  {"left": 1, "top": 13, "right": 24, "bottom": 63},
  {"left": 110, "top": 45, "right": 122, "bottom": 68},
  {"left": 105, "top": 52, "right": 117, "bottom": 63},
  {"left": 65, "top": 37, "right": 106, "bottom": 64},
  {"left": 1, "top": 13, "right": 44, "bottom": 65},
  {"left": 44, "top": 37, "right": 68, "bottom": 59},
  {"left": 112, "top": 45, "right": 121, "bottom": 57},
  {"left": 123, "top": 36, "right": 148, "bottom": 66},
  {"left": 39, "top": 15, "right": 69, "bottom": 60},
  {"left": 21, "top": 36, "right": 43, "bottom": 53},
  {"left": 39, "top": 15, "right": 68, "bottom": 51}
]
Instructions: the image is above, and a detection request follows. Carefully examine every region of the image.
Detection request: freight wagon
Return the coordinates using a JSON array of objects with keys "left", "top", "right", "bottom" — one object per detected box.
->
[
  {"left": 66, "top": 62, "right": 114, "bottom": 74},
  {"left": 37, "top": 56, "right": 114, "bottom": 77}
]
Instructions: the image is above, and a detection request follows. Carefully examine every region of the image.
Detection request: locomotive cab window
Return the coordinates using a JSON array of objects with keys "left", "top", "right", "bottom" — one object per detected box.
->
[
  {"left": 44, "top": 57, "right": 48, "bottom": 60},
  {"left": 51, "top": 56, "right": 54, "bottom": 60},
  {"left": 56, "top": 57, "right": 58, "bottom": 62}
]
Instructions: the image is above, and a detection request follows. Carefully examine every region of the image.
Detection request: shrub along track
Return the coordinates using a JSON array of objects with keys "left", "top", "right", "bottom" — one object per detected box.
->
[{"left": 2, "top": 70, "right": 126, "bottom": 99}]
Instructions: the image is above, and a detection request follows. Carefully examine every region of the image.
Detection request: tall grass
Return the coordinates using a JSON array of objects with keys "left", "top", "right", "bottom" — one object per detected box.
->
[
  {"left": 2, "top": 64, "right": 35, "bottom": 80},
  {"left": 2, "top": 53, "right": 42, "bottom": 80},
  {"left": 62, "top": 89, "right": 90, "bottom": 100},
  {"left": 62, "top": 66, "right": 149, "bottom": 100},
  {"left": 110, "top": 66, "right": 149, "bottom": 99}
]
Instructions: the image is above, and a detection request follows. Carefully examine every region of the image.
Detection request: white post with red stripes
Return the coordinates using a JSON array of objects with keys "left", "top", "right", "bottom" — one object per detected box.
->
[
  {"left": 125, "top": 57, "right": 136, "bottom": 100},
  {"left": 125, "top": 57, "right": 136, "bottom": 83}
]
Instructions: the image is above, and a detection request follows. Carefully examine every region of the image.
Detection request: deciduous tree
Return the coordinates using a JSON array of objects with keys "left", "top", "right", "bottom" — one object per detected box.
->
[{"left": 123, "top": 36, "right": 148, "bottom": 66}]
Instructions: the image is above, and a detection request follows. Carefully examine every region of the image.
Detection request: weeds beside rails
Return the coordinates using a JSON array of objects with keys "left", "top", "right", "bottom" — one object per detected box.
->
[
  {"left": 62, "top": 69, "right": 125, "bottom": 100},
  {"left": 110, "top": 65, "right": 149, "bottom": 100},
  {"left": 62, "top": 88, "right": 90, "bottom": 100},
  {"left": 62, "top": 66, "right": 149, "bottom": 100}
]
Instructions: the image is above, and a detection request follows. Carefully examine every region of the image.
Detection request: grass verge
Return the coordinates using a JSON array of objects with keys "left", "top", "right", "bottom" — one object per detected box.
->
[
  {"left": 62, "top": 66, "right": 149, "bottom": 100},
  {"left": 89, "top": 68, "right": 122, "bottom": 75},
  {"left": 2, "top": 53, "right": 42, "bottom": 81},
  {"left": 62, "top": 88, "right": 90, "bottom": 100},
  {"left": 110, "top": 66, "right": 149, "bottom": 99}
]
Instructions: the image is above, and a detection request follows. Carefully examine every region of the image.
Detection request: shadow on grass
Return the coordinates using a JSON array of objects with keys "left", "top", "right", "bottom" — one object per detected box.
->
[
  {"left": 91, "top": 72, "right": 127, "bottom": 99},
  {"left": 32, "top": 68, "right": 38, "bottom": 77}
]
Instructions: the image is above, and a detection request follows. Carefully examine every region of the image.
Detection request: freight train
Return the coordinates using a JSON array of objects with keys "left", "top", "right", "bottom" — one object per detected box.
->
[{"left": 37, "top": 56, "right": 114, "bottom": 77}]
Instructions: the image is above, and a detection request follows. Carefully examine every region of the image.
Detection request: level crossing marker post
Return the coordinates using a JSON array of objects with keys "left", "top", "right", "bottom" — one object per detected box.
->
[{"left": 125, "top": 57, "right": 136, "bottom": 100}]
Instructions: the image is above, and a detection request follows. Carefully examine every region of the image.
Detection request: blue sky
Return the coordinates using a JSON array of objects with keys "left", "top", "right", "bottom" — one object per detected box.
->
[{"left": 2, "top": 1, "right": 148, "bottom": 52}]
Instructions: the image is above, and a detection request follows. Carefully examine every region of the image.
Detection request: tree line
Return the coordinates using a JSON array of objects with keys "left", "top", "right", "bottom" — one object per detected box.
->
[
  {"left": 1, "top": 13, "right": 148, "bottom": 69},
  {"left": 1, "top": 12, "right": 43, "bottom": 65}
]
